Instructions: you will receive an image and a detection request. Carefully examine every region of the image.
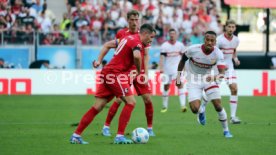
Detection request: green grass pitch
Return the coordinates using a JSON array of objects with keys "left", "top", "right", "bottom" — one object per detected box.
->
[{"left": 0, "top": 95, "right": 276, "bottom": 155}]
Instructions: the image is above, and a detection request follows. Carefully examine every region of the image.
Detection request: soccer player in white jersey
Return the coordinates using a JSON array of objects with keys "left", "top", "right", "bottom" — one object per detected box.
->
[
  {"left": 159, "top": 28, "right": 187, "bottom": 113},
  {"left": 201, "top": 20, "right": 241, "bottom": 124},
  {"left": 176, "top": 31, "right": 233, "bottom": 138}
]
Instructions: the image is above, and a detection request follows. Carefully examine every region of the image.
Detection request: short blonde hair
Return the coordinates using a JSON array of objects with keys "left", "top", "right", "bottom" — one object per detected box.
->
[{"left": 225, "top": 19, "right": 236, "bottom": 26}]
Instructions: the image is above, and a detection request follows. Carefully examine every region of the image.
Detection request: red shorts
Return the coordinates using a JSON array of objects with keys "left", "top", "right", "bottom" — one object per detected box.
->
[
  {"left": 95, "top": 72, "right": 133, "bottom": 101},
  {"left": 132, "top": 75, "right": 152, "bottom": 96}
]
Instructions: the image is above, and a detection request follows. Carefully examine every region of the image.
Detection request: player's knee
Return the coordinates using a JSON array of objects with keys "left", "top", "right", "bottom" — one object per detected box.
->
[
  {"left": 142, "top": 95, "right": 151, "bottom": 104},
  {"left": 230, "top": 85, "right": 238, "bottom": 95},
  {"left": 116, "top": 98, "right": 123, "bottom": 104}
]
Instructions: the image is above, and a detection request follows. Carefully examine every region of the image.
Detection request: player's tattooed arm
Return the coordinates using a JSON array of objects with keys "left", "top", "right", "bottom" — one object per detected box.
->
[
  {"left": 144, "top": 48, "right": 149, "bottom": 75},
  {"left": 133, "top": 47, "right": 142, "bottom": 74},
  {"left": 94, "top": 40, "right": 117, "bottom": 68}
]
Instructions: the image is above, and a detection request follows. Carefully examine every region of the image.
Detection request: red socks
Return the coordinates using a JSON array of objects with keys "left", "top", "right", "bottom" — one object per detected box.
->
[
  {"left": 75, "top": 107, "right": 99, "bottom": 135},
  {"left": 117, "top": 104, "right": 135, "bottom": 135},
  {"left": 104, "top": 101, "right": 120, "bottom": 126},
  {"left": 145, "top": 101, "right": 154, "bottom": 128}
]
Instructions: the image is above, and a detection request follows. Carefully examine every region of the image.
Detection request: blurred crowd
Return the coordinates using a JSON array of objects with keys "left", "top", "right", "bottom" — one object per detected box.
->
[
  {"left": 0, "top": 0, "right": 223, "bottom": 46},
  {"left": 0, "top": 0, "right": 68, "bottom": 45}
]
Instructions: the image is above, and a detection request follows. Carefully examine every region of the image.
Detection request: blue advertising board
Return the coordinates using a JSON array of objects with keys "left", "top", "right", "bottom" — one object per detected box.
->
[
  {"left": 82, "top": 47, "right": 115, "bottom": 69},
  {"left": 37, "top": 47, "right": 76, "bottom": 69},
  {"left": 0, "top": 48, "right": 29, "bottom": 68}
]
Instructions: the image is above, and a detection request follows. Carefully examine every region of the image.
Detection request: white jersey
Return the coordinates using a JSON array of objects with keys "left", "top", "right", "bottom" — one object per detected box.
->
[
  {"left": 160, "top": 41, "right": 186, "bottom": 75},
  {"left": 184, "top": 44, "right": 225, "bottom": 82},
  {"left": 216, "top": 34, "right": 239, "bottom": 70}
]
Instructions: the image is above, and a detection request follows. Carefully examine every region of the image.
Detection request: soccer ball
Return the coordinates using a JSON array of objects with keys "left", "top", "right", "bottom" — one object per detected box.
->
[{"left": 131, "top": 127, "right": 149, "bottom": 144}]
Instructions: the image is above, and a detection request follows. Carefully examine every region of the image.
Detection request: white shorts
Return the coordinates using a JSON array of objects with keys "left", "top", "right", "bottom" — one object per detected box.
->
[
  {"left": 187, "top": 82, "right": 221, "bottom": 102},
  {"left": 161, "top": 73, "right": 179, "bottom": 85},
  {"left": 225, "top": 69, "right": 237, "bottom": 84}
]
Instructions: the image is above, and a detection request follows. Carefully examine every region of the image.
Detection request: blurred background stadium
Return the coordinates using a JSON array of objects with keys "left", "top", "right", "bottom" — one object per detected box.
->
[{"left": 0, "top": 0, "right": 276, "bottom": 154}]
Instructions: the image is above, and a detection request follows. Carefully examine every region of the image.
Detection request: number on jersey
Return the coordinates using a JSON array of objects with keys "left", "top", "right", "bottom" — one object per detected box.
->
[{"left": 115, "top": 38, "right": 127, "bottom": 55}]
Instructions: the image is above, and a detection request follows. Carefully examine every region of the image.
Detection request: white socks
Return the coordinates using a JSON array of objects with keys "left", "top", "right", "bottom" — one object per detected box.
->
[
  {"left": 162, "top": 90, "right": 169, "bottom": 109},
  {"left": 230, "top": 95, "right": 238, "bottom": 118},
  {"left": 73, "top": 133, "right": 81, "bottom": 137},
  {"left": 218, "top": 108, "right": 229, "bottom": 132},
  {"left": 103, "top": 125, "right": 110, "bottom": 129},
  {"left": 178, "top": 88, "right": 186, "bottom": 107}
]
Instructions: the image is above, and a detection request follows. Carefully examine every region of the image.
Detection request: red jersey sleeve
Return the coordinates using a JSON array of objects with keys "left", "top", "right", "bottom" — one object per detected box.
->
[
  {"left": 116, "top": 30, "right": 123, "bottom": 40},
  {"left": 127, "top": 38, "right": 143, "bottom": 52}
]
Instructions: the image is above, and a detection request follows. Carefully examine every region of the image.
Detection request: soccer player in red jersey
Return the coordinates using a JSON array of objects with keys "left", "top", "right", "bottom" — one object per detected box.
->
[
  {"left": 94, "top": 10, "right": 156, "bottom": 137},
  {"left": 70, "top": 24, "right": 156, "bottom": 144}
]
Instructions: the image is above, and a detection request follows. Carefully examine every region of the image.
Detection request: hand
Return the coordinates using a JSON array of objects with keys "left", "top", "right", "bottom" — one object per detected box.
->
[
  {"left": 234, "top": 58, "right": 240, "bottom": 66},
  {"left": 93, "top": 60, "right": 101, "bottom": 68},
  {"left": 175, "top": 77, "right": 182, "bottom": 87}
]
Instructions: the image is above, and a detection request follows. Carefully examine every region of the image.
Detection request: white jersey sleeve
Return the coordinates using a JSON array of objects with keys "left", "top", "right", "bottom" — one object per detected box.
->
[
  {"left": 215, "top": 47, "right": 226, "bottom": 68},
  {"left": 185, "top": 45, "right": 197, "bottom": 58}
]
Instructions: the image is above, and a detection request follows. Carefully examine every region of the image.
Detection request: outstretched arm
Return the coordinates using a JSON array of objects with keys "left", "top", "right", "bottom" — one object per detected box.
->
[{"left": 93, "top": 39, "right": 117, "bottom": 68}]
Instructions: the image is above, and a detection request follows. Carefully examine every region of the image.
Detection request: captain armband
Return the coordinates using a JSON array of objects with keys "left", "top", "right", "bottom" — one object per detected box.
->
[{"left": 133, "top": 46, "right": 141, "bottom": 52}]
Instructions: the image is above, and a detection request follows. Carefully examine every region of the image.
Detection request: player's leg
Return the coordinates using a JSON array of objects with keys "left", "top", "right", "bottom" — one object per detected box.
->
[
  {"left": 105, "top": 74, "right": 136, "bottom": 144},
  {"left": 177, "top": 80, "right": 187, "bottom": 112},
  {"left": 70, "top": 97, "right": 110, "bottom": 144},
  {"left": 161, "top": 74, "right": 171, "bottom": 112},
  {"left": 187, "top": 83, "right": 205, "bottom": 124},
  {"left": 198, "top": 90, "right": 209, "bottom": 116},
  {"left": 141, "top": 93, "right": 155, "bottom": 136},
  {"left": 114, "top": 95, "right": 136, "bottom": 144},
  {"left": 226, "top": 69, "right": 241, "bottom": 124},
  {"left": 228, "top": 83, "right": 241, "bottom": 124},
  {"left": 102, "top": 97, "right": 123, "bottom": 136},
  {"left": 133, "top": 78, "right": 155, "bottom": 136},
  {"left": 206, "top": 85, "right": 233, "bottom": 138}
]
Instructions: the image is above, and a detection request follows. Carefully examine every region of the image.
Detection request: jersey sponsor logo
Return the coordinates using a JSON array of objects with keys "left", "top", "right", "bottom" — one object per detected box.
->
[
  {"left": 190, "top": 58, "right": 215, "bottom": 69},
  {"left": 166, "top": 52, "right": 181, "bottom": 57}
]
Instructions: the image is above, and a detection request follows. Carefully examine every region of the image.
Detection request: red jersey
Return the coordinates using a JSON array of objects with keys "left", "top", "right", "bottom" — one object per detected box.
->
[
  {"left": 103, "top": 34, "right": 145, "bottom": 74},
  {"left": 116, "top": 28, "right": 138, "bottom": 40},
  {"left": 115, "top": 28, "right": 150, "bottom": 73}
]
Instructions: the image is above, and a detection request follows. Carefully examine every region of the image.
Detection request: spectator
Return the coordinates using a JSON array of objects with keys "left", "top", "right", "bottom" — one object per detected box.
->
[
  {"left": 190, "top": 27, "right": 203, "bottom": 44},
  {"left": 37, "top": 10, "right": 52, "bottom": 33},
  {"left": 0, "top": 58, "right": 5, "bottom": 68},
  {"left": 41, "top": 3, "right": 56, "bottom": 23},
  {"left": 116, "top": 11, "right": 128, "bottom": 29},
  {"left": 52, "top": 24, "right": 65, "bottom": 44},
  {"left": 102, "top": 12, "right": 117, "bottom": 42},
  {"left": 29, "top": 60, "right": 50, "bottom": 68},
  {"left": 42, "top": 33, "right": 53, "bottom": 45},
  {"left": 23, "top": 23, "right": 34, "bottom": 44},
  {"left": 31, "top": 0, "right": 43, "bottom": 13},
  {"left": 21, "top": 8, "right": 38, "bottom": 29},
  {"left": 154, "top": 16, "right": 164, "bottom": 45}
]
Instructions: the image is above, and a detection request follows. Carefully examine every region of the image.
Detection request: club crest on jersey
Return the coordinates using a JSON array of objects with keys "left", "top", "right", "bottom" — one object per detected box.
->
[{"left": 124, "top": 88, "right": 129, "bottom": 93}]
